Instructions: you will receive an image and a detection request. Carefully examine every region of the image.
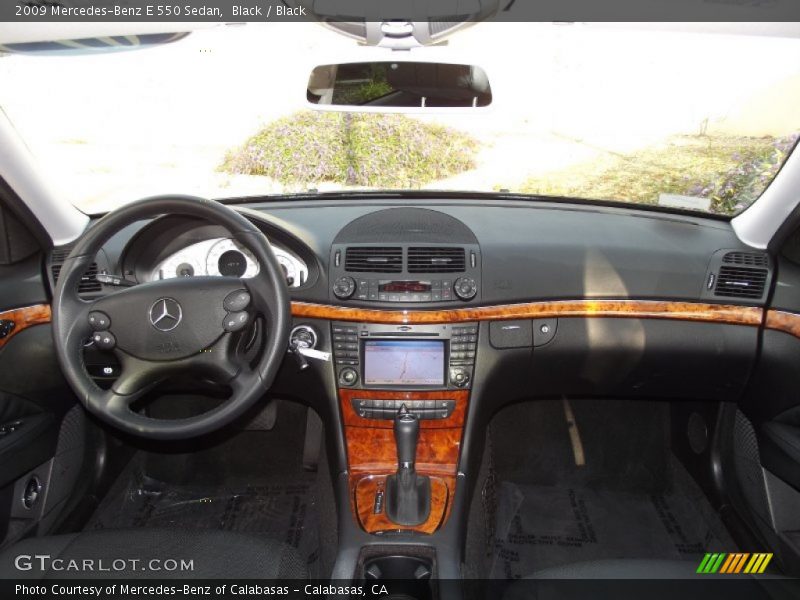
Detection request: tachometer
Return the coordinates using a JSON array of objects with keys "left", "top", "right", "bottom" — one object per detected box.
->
[
  {"left": 206, "top": 239, "right": 259, "bottom": 278},
  {"left": 274, "top": 251, "right": 299, "bottom": 286}
]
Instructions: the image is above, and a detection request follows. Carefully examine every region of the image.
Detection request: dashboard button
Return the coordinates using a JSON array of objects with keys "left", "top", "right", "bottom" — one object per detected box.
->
[
  {"left": 88, "top": 312, "right": 111, "bottom": 330},
  {"left": 339, "top": 367, "right": 358, "bottom": 387},
  {"left": 454, "top": 277, "right": 478, "bottom": 300},
  {"left": 223, "top": 290, "right": 251, "bottom": 312},
  {"left": 223, "top": 311, "right": 249, "bottom": 332},
  {"left": 333, "top": 276, "right": 356, "bottom": 299},
  {"left": 92, "top": 331, "right": 116, "bottom": 351}
]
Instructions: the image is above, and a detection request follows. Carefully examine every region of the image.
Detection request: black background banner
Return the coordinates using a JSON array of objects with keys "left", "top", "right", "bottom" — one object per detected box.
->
[
  {"left": 5, "top": 0, "right": 800, "bottom": 23},
  {"left": 3, "top": 579, "right": 800, "bottom": 600}
]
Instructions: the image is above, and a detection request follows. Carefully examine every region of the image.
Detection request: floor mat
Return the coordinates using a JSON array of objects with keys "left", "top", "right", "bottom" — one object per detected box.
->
[
  {"left": 84, "top": 402, "right": 322, "bottom": 576},
  {"left": 86, "top": 469, "right": 320, "bottom": 576},
  {"left": 490, "top": 458, "right": 736, "bottom": 578},
  {"left": 488, "top": 400, "right": 737, "bottom": 578}
]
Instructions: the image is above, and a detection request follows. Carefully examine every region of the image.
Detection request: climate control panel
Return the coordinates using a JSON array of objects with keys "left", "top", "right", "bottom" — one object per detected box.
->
[
  {"left": 328, "top": 242, "right": 481, "bottom": 306},
  {"left": 332, "top": 277, "right": 478, "bottom": 303}
]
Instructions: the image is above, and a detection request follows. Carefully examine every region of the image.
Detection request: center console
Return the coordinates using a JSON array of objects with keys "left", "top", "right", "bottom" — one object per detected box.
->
[
  {"left": 325, "top": 208, "right": 481, "bottom": 586},
  {"left": 333, "top": 322, "right": 476, "bottom": 535}
]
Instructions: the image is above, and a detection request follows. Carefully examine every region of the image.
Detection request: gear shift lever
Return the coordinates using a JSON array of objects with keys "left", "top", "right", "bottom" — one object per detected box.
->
[
  {"left": 385, "top": 405, "right": 431, "bottom": 526},
  {"left": 395, "top": 405, "right": 419, "bottom": 469}
]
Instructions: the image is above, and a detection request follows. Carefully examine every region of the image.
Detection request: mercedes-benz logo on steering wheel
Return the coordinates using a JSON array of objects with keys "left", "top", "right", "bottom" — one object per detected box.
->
[{"left": 149, "top": 298, "right": 182, "bottom": 332}]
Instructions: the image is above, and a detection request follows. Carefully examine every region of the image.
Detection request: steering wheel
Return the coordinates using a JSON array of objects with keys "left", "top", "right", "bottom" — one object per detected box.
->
[{"left": 52, "top": 196, "right": 291, "bottom": 440}]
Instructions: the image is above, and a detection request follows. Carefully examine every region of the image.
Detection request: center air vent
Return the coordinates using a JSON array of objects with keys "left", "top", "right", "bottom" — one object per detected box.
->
[
  {"left": 408, "top": 247, "right": 466, "bottom": 273},
  {"left": 714, "top": 265, "right": 768, "bottom": 299},
  {"left": 345, "top": 247, "right": 402, "bottom": 273}
]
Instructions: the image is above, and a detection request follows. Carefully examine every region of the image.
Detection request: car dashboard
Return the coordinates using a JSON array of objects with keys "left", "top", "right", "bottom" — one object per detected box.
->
[{"left": 43, "top": 195, "right": 799, "bottom": 570}]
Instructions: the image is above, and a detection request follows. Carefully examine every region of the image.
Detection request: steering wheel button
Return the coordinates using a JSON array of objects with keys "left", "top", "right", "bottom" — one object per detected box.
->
[
  {"left": 223, "top": 311, "right": 249, "bottom": 332},
  {"left": 88, "top": 311, "right": 111, "bottom": 330},
  {"left": 93, "top": 331, "right": 115, "bottom": 350},
  {"left": 223, "top": 290, "right": 251, "bottom": 312}
]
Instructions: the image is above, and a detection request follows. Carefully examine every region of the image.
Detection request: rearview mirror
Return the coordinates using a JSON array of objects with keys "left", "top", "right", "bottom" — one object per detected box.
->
[{"left": 307, "top": 61, "right": 492, "bottom": 110}]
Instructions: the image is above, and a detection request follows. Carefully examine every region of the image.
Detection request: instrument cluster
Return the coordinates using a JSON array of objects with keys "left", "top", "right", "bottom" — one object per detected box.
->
[{"left": 151, "top": 237, "right": 308, "bottom": 287}]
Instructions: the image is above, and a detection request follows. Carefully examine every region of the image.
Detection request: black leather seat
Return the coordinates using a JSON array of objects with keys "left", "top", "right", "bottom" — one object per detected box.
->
[{"left": 0, "top": 529, "right": 306, "bottom": 579}]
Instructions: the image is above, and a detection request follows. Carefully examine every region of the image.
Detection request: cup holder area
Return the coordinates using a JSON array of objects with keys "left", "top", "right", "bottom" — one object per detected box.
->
[
  {"left": 365, "top": 555, "right": 432, "bottom": 580},
  {"left": 358, "top": 548, "right": 436, "bottom": 600}
]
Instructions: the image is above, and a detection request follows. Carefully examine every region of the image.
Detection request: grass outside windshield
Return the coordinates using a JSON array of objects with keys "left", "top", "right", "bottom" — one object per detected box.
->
[{"left": 0, "top": 22, "right": 798, "bottom": 215}]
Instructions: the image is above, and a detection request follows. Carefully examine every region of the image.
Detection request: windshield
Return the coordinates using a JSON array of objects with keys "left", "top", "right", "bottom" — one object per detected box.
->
[{"left": 1, "top": 22, "right": 798, "bottom": 216}]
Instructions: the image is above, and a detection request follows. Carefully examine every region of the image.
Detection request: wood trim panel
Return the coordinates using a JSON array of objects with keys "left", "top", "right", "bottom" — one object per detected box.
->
[
  {"left": 765, "top": 310, "right": 800, "bottom": 340},
  {"left": 0, "top": 304, "right": 51, "bottom": 350},
  {"left": 340, "top": 389, "right": 467, "bottom": 477},
  {"left": 345, "top": 426, "right": 463, "bottom": 477},
  {"left": 341, "top": 389, "right": 467, "bottom": 533},
  {"left": 292, "top": 299, "right": 763, "bottom": 326},
  {"left": 353, "top": 474, "right": 451, "bottom": 535}
]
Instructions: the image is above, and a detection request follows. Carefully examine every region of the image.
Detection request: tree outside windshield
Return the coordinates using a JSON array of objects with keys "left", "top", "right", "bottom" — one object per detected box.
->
[{"left": 0, "top": 22, "right": 798, "bottom": 215}]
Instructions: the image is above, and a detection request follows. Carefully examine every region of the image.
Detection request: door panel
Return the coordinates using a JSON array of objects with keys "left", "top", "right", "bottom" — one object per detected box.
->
[{"left": 0, "top": 200, "right": 87, "bottom": 547}]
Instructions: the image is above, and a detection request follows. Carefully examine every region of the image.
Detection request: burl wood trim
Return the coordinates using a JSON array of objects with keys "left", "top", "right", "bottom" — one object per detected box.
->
[
  {"left": 353, "top": 474, "right": 451, "bottom": 534},
  {"left": 345, "top": 426, "right": 463, "bottom": 477},
  {"left": 765, "top": 310, "right": 800, "bottom": 340},
  {"left": 291, "top": 299, "right": 763, "bottom": 326},
  {"left": 0, "top": 304, "right": 51, "bottom": 350},
  {"left": 340, "top": 389, "right": 467, "bottom": 478},
  {"left": 341, "top": 390, "right": 466, "bottom": 533}
]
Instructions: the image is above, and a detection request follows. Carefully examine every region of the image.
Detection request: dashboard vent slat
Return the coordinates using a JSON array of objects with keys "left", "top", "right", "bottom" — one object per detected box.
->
[
  {"left": 407, "top": 247, "right": 466, "bottom": 273},
  {"left": 714, "top": 265, "right": 768, "bottom": 299},
  {"left": 722, "top": 251, "right": 769, "bottom": 267},
  {"left": 345, "top": 247, "right": 402, "bottom": 273}
]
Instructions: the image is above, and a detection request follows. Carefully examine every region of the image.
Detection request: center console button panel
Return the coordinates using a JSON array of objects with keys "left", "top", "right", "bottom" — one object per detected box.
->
[
  {"left": 351, "top": 398, "right": 456, "bottom": 420},
  {"left": 332, "top": 324, "right": 360, "bottom": 366}
]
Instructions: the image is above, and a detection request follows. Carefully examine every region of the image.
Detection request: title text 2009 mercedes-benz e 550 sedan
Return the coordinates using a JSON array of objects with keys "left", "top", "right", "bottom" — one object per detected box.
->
[{"left": 0, "top": 16, "right": 799, "bottom": 600}]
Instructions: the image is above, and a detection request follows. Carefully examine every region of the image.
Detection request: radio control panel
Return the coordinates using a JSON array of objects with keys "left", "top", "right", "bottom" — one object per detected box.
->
[{"left": 332, "top": 322, "right": 478, "bottom": 390}]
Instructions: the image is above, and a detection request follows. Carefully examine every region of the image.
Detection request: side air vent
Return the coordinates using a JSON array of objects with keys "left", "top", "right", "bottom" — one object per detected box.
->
[
  {"left": 51, "top": 249, "right": 102, "bottom": 295},
  {"left": 345, "top": 247, "right": 403, "bottom": 273},
  {"left": 714, "top": 265, "right": 768, "bottom": 299},
  {"left": 722, "top": 252, "right": 769, "bottom": 268},
  {"left": 407, "top": 247, "right": 466, "bottom": 273}
]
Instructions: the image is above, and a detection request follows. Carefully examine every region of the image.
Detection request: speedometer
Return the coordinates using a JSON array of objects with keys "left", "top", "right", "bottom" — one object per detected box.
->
[
  {"left": 206, "top": 239, "right": 259, "bottom": 278},
  {"left": 154, "top": 255, "right": 204, "bottom": 280}
]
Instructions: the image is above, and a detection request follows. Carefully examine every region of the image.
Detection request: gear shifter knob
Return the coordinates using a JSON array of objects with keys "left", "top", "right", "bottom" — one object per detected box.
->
[{"left": 394, "top": 405, "right": 419, "bottom": 469}]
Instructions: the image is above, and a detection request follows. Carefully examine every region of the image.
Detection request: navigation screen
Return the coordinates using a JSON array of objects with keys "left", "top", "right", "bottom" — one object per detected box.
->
[{"left": 363, "top": 340, "right": 445, "bottom": 386}]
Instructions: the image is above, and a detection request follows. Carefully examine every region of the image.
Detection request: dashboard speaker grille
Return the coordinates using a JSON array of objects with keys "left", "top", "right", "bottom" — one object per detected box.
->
[
  {"left": 407, "top": 247, "right": 466, "bottom": 273},
  {"left": 345, "top": 247, "right": 402, "bottom": 273}
]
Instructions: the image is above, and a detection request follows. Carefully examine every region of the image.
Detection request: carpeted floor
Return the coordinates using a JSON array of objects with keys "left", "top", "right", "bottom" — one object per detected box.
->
[
  {"left": 488, "top": 400, "right": 737, "bottom": 578},
  {"left": 85, "top": 401, "right": 322, "bottom": 577}
]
